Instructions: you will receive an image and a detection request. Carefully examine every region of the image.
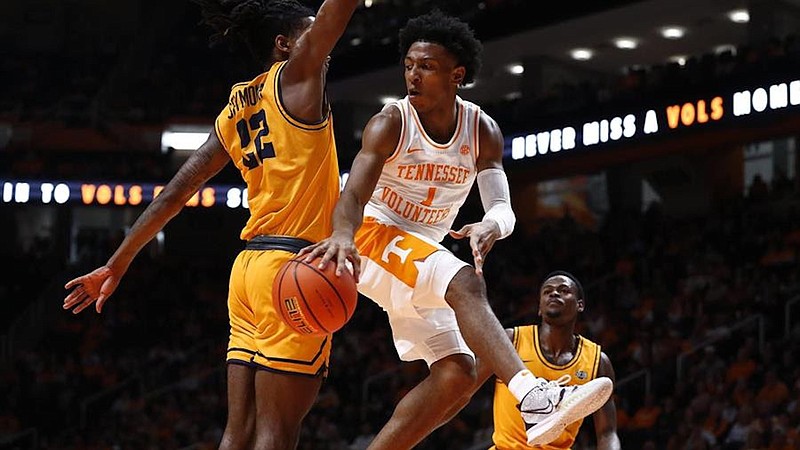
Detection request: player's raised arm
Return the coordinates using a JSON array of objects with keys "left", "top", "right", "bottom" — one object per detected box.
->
[
  {"left": 280, "top": 0, "right": 360, "bottom": 122},
  {"left": 288, "top": 0, "right": 360, "bottom": 68}
]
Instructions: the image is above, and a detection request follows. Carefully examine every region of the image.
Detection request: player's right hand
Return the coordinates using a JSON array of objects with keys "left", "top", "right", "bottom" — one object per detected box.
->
[
  {"left": 63, "top": 266, "right": 120, "bottom": 314},
  {"left": 298, "top": 232, "right": 361, "bottom": 282},
  {"left": 449, "top": 220, "right": 499, "bottom": 276}
]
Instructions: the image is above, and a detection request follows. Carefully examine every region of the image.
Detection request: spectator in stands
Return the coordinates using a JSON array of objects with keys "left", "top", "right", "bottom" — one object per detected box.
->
[
  {"left": 724, "top": 405, "right": 756, "bottom": 449},
  {"left": 756, "top": 369, "right": 790, "bottom": 415},
  {"left": 726, "top": 346, "right": 758, "bottom": 387}
]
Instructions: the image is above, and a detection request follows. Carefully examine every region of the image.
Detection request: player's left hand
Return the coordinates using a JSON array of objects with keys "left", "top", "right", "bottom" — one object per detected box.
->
[
  {"left": 63, "top": 266, "right": 120, "bottom": 314},
  {"left": 449, "top": 220, "right": 500, "bottom": 275}
]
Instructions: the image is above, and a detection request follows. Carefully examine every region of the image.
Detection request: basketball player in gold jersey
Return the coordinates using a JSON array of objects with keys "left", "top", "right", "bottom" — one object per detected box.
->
[
  {"left": 479, "top": 271, "right": 620, "bottom": 449},
  {"left": 62, "top": 0, "right": 359, "bottom": 448},
  {"left": 299, "top": 10, "right": 612, "bottom": 449}
]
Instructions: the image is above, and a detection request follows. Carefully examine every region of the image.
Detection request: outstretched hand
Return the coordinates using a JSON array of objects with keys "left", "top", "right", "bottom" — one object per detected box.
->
[
  {"left": 297, "top": 233, "right": 361, "bottom": 283},
  {"left": 448, "top": 220, "right": 500, "bottom": 275},
  {"left": 63, "top": 266, "right": 120, "bottom": 314}
]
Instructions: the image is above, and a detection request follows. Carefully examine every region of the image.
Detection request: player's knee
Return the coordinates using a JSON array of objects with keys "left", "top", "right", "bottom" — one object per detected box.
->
[
  {"left": 254, "top": 413, "right": 304, "bottom": 450},
  {"left": 432, "top": 356, "right": 478, "bottom": 411},
  {"left": 431, "top": 354, "right": 477, "bottom": 389},
  {"left": 220, "top": 414, "right": 255, "bottom": 449},
  {"left": 254, "top": 425, "right": 299, "bottom": 450},
  {"left": 445, "top": 267, "right": 487, "bottom": 307}
]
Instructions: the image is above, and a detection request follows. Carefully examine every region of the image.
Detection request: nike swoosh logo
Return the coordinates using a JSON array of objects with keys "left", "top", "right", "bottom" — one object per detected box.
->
[
  {"left": 406, "top": 148, "right": 425, "bottom": 153},
  {"left": 521, "top": 402, "right": 555, "bottom": 415}
]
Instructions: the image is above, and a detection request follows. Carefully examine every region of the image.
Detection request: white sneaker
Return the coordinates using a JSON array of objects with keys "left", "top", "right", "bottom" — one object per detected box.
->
[{"left": 520, "top": 374, "right": 613, "bottom": 446}]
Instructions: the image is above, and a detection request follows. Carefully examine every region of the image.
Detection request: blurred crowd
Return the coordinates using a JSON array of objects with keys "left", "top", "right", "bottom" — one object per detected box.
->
[
  {"left": 2, "top": 2, "right": 800, "bottom": 449},
  {"left": 3, "top": 31, "right": 799, "bottom": 190},
  {"left": 1, "top": 175, "right": 798, "bottom": 449},
  {"left": 2, "top": 12, "right": 799, "bottom": 174}
]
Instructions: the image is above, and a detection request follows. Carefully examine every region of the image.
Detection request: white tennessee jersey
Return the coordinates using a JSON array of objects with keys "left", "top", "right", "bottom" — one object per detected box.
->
[{"left": 364, "top": 95, "right": 481, "bottom": 243}]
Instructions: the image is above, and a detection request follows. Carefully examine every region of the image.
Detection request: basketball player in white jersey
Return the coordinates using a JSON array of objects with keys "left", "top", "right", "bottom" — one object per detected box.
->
[{"left": 299, "top": 11, "right": 612, "bottom": 449}]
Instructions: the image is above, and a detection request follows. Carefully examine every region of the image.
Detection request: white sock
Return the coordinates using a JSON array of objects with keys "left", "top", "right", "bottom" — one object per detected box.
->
[{"left": 507, "top": 369, "right": 541, "bottom": 402}]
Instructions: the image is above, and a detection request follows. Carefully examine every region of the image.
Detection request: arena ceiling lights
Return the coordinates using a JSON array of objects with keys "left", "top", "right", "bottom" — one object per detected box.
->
[
  {"left": 727, "top": 9, "right": 749, "bottom": 23},
  {"left": 660, "top": 26, "right": 686, "bottom": 39},
  {"left": 569, "top": 48, "right": 594, "bottom": 61},
  {"left": 613, "top": 37, "right": 639, "bottom": 50}
]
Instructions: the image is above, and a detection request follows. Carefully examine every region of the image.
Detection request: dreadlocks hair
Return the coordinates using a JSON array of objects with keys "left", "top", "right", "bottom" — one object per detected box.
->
[
  {"left": 193, "top": 0, "right": 314, "bottom": 69},
  {"left": 398, "top": 9, "right": 483, "bottom": 86}
]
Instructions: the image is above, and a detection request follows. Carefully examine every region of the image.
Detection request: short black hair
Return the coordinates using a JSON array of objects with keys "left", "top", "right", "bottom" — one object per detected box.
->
[
  {"left": 194, "top": 0, "right": 314, "bottom": 69},
  {"left": 398, "top": 10, "right": 483, "bottom": 86},
  {"left": 543, "top": 270, "right": 585, "bottom": 302}
]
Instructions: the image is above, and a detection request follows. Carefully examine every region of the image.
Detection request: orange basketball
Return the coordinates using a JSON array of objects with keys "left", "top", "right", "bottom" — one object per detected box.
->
[{"left": 272, "top": 256, "right": 358, "bottom": 336}]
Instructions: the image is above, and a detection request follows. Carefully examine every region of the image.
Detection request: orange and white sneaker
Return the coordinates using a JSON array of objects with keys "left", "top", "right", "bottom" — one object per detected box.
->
[{"left": 520, "top": 375, "right": 613, "bottom": 446}]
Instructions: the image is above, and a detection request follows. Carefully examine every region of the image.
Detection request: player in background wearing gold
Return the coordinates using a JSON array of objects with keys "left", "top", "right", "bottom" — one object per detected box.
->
[
  {"left": 475, "top": 271, "right": 621, "bottom": 449},
  {"left": 62, "top": 0, "right": 359, "bottom": 448},
  {"left": 299, "top": 11, "right": 613, "bottom": 449}
]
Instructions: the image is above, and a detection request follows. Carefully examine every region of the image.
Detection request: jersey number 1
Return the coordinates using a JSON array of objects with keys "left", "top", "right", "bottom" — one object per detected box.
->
[
  {"left": 236, "top": 108, "right": 275, "bottom": 169},
  {"left": 421, "top": 187, "right": 437, "bottom": 206}
]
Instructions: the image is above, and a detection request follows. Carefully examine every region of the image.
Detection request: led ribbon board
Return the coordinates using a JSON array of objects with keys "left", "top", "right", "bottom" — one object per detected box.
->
[
  {"left": 1, "top": 173, "right": 350, "bottom": 208},
  {"left": 0, "top": 181, "right": 249, "bottom": 208},
  {"left": 507, "top": 76, "right": 800, "bottom": 161}
]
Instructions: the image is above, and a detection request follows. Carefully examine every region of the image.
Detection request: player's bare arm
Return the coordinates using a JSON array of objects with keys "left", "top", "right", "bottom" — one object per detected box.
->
[
  {"left": 475, "top": 112, "right": 505, "bottom": 173},
  {"left": 448, "top": 111, "right": 510, "bottom": 274},
  {"left": 593, "top": 352, "right": 622, "bottom": 450},
  {"left": 63, "top": 133, "right": 229, "bottom": 314},
  {"left": 299, "top": 106, "right": 402, "bottom": 280},
  {"left": 280, "top": 0, "right": 359, "bottom": 122}
]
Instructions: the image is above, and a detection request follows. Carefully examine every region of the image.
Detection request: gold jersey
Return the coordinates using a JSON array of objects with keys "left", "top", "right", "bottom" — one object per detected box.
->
[
  {"left": 215, "top": 60, "right": 340, "bottom": 242},
  {"left": 491, "top": 325, "right": 602, "bottom": 450}
]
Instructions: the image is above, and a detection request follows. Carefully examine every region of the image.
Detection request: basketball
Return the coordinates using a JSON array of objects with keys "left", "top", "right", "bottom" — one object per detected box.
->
[{"left": 273, "top": 256, "right": 358, "bottom": 336}]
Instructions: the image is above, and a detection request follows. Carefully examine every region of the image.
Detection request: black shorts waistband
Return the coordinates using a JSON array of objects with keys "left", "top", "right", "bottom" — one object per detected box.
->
[{"left": 244, "top": 235, "right": 314, "bottom": 253}]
